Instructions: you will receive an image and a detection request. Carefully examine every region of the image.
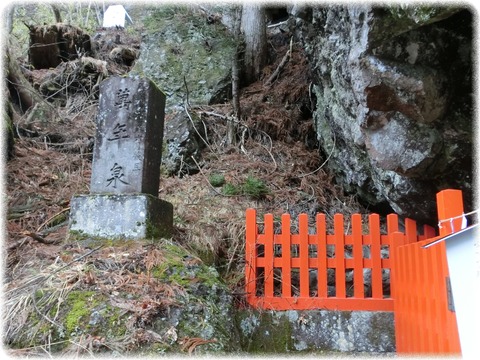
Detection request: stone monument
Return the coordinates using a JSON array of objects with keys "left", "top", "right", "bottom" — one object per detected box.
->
[{"left": 69, "top": 76, "right": 173, "bottom": 239}]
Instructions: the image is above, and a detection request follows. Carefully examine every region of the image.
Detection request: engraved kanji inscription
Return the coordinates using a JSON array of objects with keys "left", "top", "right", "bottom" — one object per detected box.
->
[
  {"left": 107, "top": 123, "right": 129, "bottom": 141},
  {"left": 106, "top": 163, "right": 129, "bottom": 188},
  {"left": 114, "top": 88, "right": 132, "bottom": 109},
  {"left": 132, "top": 162, "right": 142, "bottom": 172},
  {"left": 90, "top": 77, "right": 166, "bottom": 195}
]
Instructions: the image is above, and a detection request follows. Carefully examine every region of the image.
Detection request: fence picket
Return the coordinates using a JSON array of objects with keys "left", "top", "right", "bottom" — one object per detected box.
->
[
  {"left": 334, "top": 214, "right": 346, "bottom": 298},
  {"left": 316, "top": 213, "right": 328, "bottom": 298},
  {"left": 299, "top": 214, "right": 310, "bottom": 297},
  {"left": 264, "top": 213, "right": 274, "bottom": 297},
  {"left": 369, "top": 214, "right": 383, "bottom": 298},
  {"left": 281, "top": 213, "right": 292, "bottom": 298},
  {"left": 386, "top": 214, "right": 399, "bottom": 233},
  {"left": 352, "top": 214, "right": 364, "bottom": 298},
  {"left": 405, "top": 218, "right": 417, "bottom": 244},
  {"left": 245, "top": 208, "right": 257, "bottom": 301},
  {"left": 424, "top": 243, "right": 435, "bottom": 351}
]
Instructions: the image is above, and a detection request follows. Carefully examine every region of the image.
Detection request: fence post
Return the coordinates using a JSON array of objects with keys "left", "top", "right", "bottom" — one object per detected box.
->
[
  {"left": 436, "top": 189, "right": 464, "bottom": 236},
  {"left": 245, "top": 208, "right": 257, "bottom": 304}
]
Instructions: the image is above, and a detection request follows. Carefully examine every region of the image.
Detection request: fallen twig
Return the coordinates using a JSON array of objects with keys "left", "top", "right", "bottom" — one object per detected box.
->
[
  {"left": 265, "top": 37, "right": 293, "bottom": 86},
  {"left": 36, "top": 207, "right": 70, "bottom": 233},
  {"left": 22, "top": 231, "right": 60, "bottom": 245},
  {"left": 297, "top": 130, "right": 336, "bottom": 178},
  {"left": 189, "top": 156, "right": 224, "bottom": 196}
]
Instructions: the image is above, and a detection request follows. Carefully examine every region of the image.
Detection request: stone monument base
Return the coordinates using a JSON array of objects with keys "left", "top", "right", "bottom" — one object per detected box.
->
[{"left": 69, "top": 194, "right": 173, "bottom": 240}]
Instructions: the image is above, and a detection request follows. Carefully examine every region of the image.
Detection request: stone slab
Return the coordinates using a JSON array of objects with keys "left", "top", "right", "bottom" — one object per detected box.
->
[
  {"left": 69, "top": 194, "right": 173, "bottom": 240},
  {"left": 90, "top": 76, "right": 166, "bottom": 196},
  {"left": 237, "top": 309, "right": 395, "bottom": 353}
]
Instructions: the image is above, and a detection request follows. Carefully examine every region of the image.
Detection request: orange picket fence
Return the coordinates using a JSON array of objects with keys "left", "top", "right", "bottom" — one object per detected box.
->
[
  {"left": 245, "top": 189, "right": 466, "bottom": 354},
  {"left": 391, "top": 189, "right": 463, "bottom": 354},
  {"left": 245, "top": 208, "right": 436, "bottom": 311}
]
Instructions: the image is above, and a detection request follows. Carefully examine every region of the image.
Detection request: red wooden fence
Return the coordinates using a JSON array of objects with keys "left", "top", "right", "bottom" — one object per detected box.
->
[
  {"left": 245, "top": 209, "right": 435, "bottom": 311},
  {"left": 391, "top": 189, "right": 463, "bottom": 354}
]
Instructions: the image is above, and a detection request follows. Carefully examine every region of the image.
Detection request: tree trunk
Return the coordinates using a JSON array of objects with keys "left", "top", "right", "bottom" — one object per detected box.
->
[
  {"left": 229, "top": 7, "right": 242, "bottom": 145},
  {"left": 51, "top": 4, "right": 62, "bottom": 22},
  {"left": 6, "top": 48, "right": 39, "bottom": 112},
  {"left": 4, "top": 97, "right": 15, "bottom": 160},
  {"left": 242, "top": 3, "right": 267, "bottom": 85}
]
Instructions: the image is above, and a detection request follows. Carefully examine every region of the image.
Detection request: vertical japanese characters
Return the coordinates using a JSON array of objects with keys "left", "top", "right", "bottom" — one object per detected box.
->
[{"left": 89, "top": 76, "right": 166, "bottom": 196}]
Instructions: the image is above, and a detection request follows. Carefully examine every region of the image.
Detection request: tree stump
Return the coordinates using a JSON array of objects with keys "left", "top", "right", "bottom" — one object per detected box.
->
[{"left": 28, "top": 23, "right": 92, "bottom": 69}]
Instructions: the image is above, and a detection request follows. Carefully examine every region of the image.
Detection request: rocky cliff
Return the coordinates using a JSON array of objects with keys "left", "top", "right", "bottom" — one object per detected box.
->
[{"left": 291, "top": 5, "right": 473, "bottom": 223}]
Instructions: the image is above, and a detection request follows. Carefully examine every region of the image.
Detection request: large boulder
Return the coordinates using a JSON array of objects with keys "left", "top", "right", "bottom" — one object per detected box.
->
[
  {"left": 130, "top": 5, "right": 236, "bottom": 109},
  {"left": 291, "top": 5, "right": 473, "bottom": 223}
]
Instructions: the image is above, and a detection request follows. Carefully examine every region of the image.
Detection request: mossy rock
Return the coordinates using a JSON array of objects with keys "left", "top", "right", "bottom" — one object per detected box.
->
[
  {"left": 4, "top": 239, "right": 239, "bottom": 356},
  {"left": 131, "top": 5, "right": 236, "bottom": 109}
]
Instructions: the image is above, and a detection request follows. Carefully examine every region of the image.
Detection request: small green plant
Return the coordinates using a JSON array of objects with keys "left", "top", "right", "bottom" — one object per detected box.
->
[
  {"left": 208, "top": 173, "right": 225, "bottom": 187},
  {"left": 222, "top": 183, "right": 241, "bottom": 196},
  {"left": 242, "top": 176, "right": 269, "bottom": 199}
]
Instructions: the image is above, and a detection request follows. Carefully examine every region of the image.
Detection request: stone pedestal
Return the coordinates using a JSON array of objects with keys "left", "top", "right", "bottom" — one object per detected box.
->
[
  {"left": 69, "top": 194, "right": 173, "bottom": 240},
  {"left": 68, "top": 75, "right": 173, "bottom": 241}
]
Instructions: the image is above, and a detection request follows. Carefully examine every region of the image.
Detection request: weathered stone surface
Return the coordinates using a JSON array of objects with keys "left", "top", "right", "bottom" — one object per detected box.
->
[
  {"left": 69, "top": 194, "right": 173, "bottom": 239},
  {"left": 237, "top": 309, "right": 395, "bottom": 353},
  {"left": 130, "top": 5, "right": 235, "bottom": 109},
  {"left": 163, "top": 111, "right": 205, "bottom": 176},
  {"left": 90, "top": 76, "right": 166, "bottom": 196},
  {"left": 291, "top": 5, "right": 473, "bottom": 222},
  {"left": 70, "top": 75, "right": 173, "bottom": 240}
]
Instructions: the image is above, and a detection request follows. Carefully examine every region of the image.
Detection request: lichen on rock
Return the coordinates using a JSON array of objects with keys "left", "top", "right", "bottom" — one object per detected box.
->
[{"left": 291, "top": 4, "right": 473, "bottom": 222}]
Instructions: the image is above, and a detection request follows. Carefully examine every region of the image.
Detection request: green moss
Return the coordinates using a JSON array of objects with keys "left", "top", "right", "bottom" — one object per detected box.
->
[
  {"left": 208, "top": 173, "right": 226, "bottom": 187},
  {"left": 131, "top": 4, "right": 235, "bottom": 107},
  {"left": 236, "top": 311, "right": 294, "bottom": 353},
  {"left": 64, "top": 291, "right": 97, "bottom": 335},
  {"left": 145, "top": 218, "right": 165, "bottom": 239},
  {"left": 387, "top": 5, "right": 457, "bottom": 24},
  {"left": 221, "top": 176, "right": 269, "bottom": 199},
  {"left": 103, "top": 304, "right": 128, "bottom": 338},
  {"left": 62, "top": 291, "right": 128, "bottom": 339},
  {"left": 150, "top": 241, "right": 227, "bottom": 290}
]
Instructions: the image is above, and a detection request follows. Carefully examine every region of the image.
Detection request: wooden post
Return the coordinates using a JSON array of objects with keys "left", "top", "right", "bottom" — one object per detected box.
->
[{"left": 436, "top": 189, "right": 465, "bottom": 236}]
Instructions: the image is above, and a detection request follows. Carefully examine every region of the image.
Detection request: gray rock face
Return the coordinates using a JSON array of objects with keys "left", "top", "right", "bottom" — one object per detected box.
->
[
  {"left": 292, "top": 6, "right": 473, "bottom": 222},
  {"left": 131, "top": 5, "right": 235, "bottom": 110},
  {"left": 238, "top": 309, "right": 395, "bottom": 353},
  {"left": 162, "top": 111, "right": 206, "bottom": 176}
]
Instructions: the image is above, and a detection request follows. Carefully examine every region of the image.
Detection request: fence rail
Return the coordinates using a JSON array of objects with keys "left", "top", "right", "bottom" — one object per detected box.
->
[{"left": 245, "top": 209, "right": 435, "bottom": 311}]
